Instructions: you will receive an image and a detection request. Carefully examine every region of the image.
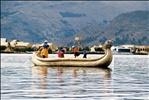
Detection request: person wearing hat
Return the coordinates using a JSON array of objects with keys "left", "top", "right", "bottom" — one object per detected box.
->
[
  {"left": 41, "top": 40, "right": 49, "bottom": 58},
  {"left": 57, "top": 47, "right": 65, "bottom": 58}
]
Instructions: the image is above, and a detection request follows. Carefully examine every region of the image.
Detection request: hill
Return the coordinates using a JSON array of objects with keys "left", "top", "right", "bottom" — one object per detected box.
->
[
  {"left": 62, "top": 10, "right": 149, "bottom": 46},
  {"left": 1, "top": 1, "right": 148, "bottom": 46}
]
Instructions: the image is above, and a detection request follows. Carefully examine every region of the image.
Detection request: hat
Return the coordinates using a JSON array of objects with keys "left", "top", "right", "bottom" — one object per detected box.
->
[
  {"left": 44, "top": 40, "right": 48, "bottom": 43},
  {"left": 72, "top": 46, "right": 75, "bottom": 48}
]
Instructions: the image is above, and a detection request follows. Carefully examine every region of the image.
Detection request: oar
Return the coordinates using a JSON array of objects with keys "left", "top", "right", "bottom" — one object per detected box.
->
[
  {"left": 23, "top": 47, "right": 42, "bottom": 67},
  {"left": 38, "top": 47, "right": 42, "bottom": 51},
  {"left": 22, "top": 58, "right": 31, "bottom": 70},
  {"left": 23, "top": 57, "right": 31, "bottom": 66}
]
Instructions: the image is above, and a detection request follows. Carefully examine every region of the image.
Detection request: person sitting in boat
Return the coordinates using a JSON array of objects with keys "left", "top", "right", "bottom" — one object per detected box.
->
[
  {"left": 83, "top": 48, "right": 87, "bottom": 58},
  {"left": 60, "top": 47, "right": 65, "bottom": 58},
  {"left": 41, "top": 40, "right": 49, "bottom": 58},
  {"left": 57, "top": 47, "right": 64, "bottom": 58},
  {"left": 72, "top": 46, "right": 80, "bottom": 58}
]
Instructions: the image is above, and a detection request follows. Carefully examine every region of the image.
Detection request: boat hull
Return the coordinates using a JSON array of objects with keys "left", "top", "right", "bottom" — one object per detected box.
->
[
  {"left": 31, "top": 40, "right": 113, "bottom": 68},
  {"left": 31, "top": 50, "right": 112, "bottom": 68}
]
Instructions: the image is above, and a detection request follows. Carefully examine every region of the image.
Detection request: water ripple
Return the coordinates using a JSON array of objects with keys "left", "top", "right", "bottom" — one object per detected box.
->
[{"left": 1, "top": 54, "right": 149, "bottom": 100}]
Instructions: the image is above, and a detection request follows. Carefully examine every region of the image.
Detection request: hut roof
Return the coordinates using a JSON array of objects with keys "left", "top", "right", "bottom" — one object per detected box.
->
[
  {"left": 39, "top": 43, "right": 58, "bottom": 51},
  {"left": 15, "top": 42, "right": 32, "bottom": 47},
  {"left": 11, "top": 39, "right": 19, "bottom": 43},
  {"left": 0, "top": 42, "right": 8, "bottom": 46}
]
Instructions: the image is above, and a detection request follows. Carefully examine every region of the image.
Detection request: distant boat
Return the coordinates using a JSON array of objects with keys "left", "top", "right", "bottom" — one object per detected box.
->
[
  {"left": 26, "top": 51, "right": 34, "bottom": 54},
  {"left": 111, "top": 46, "right": 134, "bottom": 55}
]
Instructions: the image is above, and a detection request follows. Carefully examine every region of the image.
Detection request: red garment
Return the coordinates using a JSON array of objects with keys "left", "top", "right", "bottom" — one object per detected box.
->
[
  {"left": 58, "top": 51, "right": 64, "bottom": 58},
  {"left": 73, "top": 47, "right": 78, "bottom": 52}
]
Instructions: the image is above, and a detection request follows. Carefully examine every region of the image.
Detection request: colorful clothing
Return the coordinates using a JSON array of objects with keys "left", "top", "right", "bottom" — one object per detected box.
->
[
  {"left": 41, "top": 42, "right": 49, "bottom": 58},
  {"left": 57, "top": 48, "right": 65, "bottom": 58},
  {"left": 73, "top": 47, "right": 79, "bottom": 58},
  {"left": 73, "top": 47, "right": 78, "bottom": 52},
  {"left": 41, "top": 48, "right": 49, "bottom": 58},
  {"left": 83, "top": 49, "right": 87, "bottom": 58},
  {"left": 58, "top": 50, "right": 64, "bottom": 58}
]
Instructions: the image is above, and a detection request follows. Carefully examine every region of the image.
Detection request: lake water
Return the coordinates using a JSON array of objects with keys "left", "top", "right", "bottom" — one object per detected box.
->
[{"left": 1, "top": 53, "right": 149, "bottom": 100}]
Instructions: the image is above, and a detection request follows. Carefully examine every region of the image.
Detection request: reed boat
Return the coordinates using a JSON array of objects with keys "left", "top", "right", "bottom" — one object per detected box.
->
[{"left": 31, "top": 40, "right": 113, "bottom": 68}]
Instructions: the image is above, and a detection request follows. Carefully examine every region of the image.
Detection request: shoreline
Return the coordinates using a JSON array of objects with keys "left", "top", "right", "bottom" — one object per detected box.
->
[{"left": 0, "top": 51, "right": 148, "bottom": 55}]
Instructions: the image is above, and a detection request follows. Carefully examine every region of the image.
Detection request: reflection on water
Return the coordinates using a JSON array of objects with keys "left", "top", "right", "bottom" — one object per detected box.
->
[
  {"left": 32, "top": 67, "right": 48, "bottom": 89},
  {"left": 1, "top": 54, "right": 149, "bottom": 100},
  {"left": 31, "top": 66, "right": 112, "bottom": 98}
]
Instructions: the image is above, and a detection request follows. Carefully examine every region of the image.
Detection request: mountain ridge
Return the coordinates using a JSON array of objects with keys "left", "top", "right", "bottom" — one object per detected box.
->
[
  {"left": 62, "top": 10, "right": 149, "bottom": 46},
  {"left": 1, "top": 1, "right": 148, "bottom": 46}
]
